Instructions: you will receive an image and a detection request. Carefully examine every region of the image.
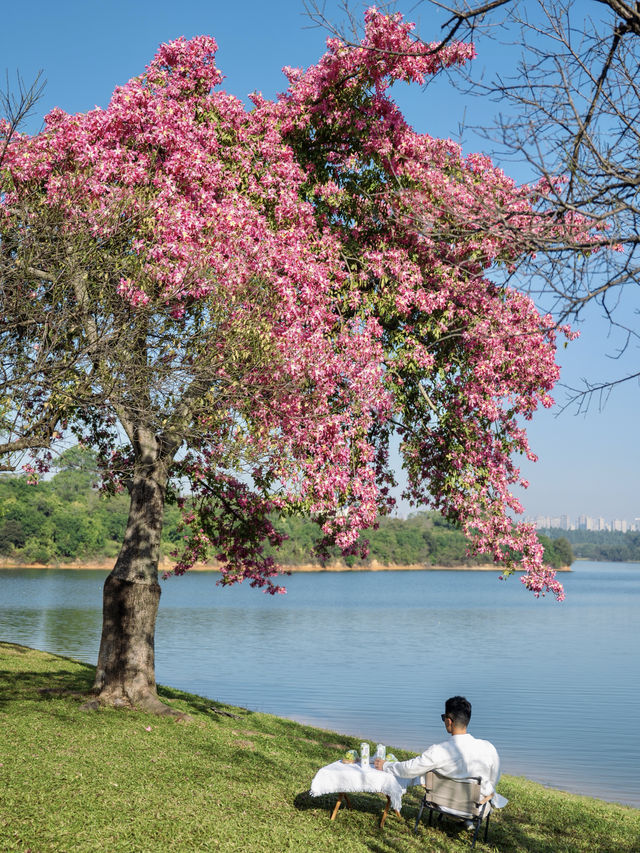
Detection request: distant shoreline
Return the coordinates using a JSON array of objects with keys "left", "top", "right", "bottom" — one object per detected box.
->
[{"left": 0, "top": 559, "right": 572, "bottom": 572}]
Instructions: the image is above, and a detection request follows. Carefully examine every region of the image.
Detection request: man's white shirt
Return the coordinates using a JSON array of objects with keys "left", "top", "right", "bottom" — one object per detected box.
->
[{"left": 382, "top": 733, "right": 508, "bottom": 808}]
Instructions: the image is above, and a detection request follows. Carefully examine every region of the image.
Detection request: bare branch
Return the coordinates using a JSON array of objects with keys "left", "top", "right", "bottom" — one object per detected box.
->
[
  {"left": 0, "top": 70, "right": 46, "bottom": 163},
  {"left": 304, "top": 0, "right": 507, "bottom": 58},
  {"left": 569, "top": 25, "right": 622, "bottom": 175},
  {"left": 558, "top": 369, "right": 640, "bottom": 414},
  {"left": 433, "top": 0, "right": 514, "bottom": 32},
  {"left": 593, "top": 0, "right": 640, "bottom": 35}
]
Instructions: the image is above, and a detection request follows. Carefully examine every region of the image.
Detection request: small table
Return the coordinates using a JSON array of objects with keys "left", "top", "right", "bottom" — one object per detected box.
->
[{"left": 310, "top": 760, "right": 406, "bottom": 827}]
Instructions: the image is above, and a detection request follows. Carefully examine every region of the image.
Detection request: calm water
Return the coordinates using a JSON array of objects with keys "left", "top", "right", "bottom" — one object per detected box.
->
[{"left": 1, "top": 562, "right": 638, "bottom": 808}]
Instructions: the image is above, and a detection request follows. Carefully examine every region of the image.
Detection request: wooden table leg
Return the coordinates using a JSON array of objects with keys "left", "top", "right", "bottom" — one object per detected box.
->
[
  {"left": 331, "top": 791, "right": 399, "bottom": 827},
  {"left": 379, "top": 796, "right": 402, "bottom": 828},
  {"left": 330, "top": 793, "right": 345, "bottom": 820},
  {"left": 380, "top": 795, "right": 391, "bottom": 827}
]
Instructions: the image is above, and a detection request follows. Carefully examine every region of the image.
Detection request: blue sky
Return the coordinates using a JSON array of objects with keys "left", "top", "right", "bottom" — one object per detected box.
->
[{"left": 3, "top": 0, "right": 639, "bottom": 522}]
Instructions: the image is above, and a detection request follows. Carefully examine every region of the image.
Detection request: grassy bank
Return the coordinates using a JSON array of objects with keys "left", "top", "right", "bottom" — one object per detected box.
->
[{"left": 1, "top": 643, "right": 637, "bottom": 852}]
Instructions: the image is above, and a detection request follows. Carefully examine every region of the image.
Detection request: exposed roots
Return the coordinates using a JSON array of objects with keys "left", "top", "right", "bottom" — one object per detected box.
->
[{"left": 80, "top": 687, "right": 193, "bottom": 721}]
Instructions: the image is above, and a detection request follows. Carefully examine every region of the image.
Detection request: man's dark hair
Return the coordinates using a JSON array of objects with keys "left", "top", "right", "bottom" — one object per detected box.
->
[{"left": 445, "top": 696, "right": 472, "bottom": 726}]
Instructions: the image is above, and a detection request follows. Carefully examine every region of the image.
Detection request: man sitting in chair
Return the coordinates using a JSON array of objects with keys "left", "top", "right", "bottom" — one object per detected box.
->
[{"left": 374, "top": 696, "right": 507, "bottom": 814}]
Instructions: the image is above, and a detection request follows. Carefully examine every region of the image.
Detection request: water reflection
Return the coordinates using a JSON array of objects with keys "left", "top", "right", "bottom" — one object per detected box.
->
[{"left": 0, "top": 606, "right": 101, "bottom": 665}]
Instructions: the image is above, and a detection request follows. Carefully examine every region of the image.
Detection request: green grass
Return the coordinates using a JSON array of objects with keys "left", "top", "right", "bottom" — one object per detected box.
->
[{"left": 1, "top": 643, "right": 638, "bottom": 853}]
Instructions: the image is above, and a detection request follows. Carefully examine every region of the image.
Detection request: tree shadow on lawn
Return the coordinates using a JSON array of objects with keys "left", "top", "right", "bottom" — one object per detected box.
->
[
  {"left": 0, "top": 664, "right": 95, "bottom": 708},
  {"left": 0, "top": 668, "right": 261, "bottom": 724},
  {"left": 294, "top": 789, "right": 409, "bottom": 830},
  {"left": 0, "top": 644, "right": 253, "bottom": 721},
  {"left": 0, "top": 642, "right": 33, "bottom": 655},
  {"left": 293, "top": 789, "right": 599, "bottom": 853},
  {"left": 486, "top": 816, "right": 640, "bottom": 853},
  {"left": 196, "top": 734, "right": 283, "bottom": 785},
  {"left": 405, "top": 807, "right": 636, "bottom": 853},
  {"left": 157, "top": 683, "right": 256, "bottom": 720},
  {"left": 294, "top": 790, "right": 459, "bottom": 851},
  {"left": 357, "top": 809, "right": 549, "bottom": 853}
]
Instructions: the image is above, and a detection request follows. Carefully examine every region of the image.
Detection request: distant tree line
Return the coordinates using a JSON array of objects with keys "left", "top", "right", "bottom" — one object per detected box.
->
[
  {"left": 0, "top": 453, "right": 572, "bottom": 568},
  {"left": 537, "top": 528, "right": 640, "bottom": 564},
  {"left": 270, "top": 514, "right": 572, "bottom": 569},
  {"left": 0, "top": 448, "right": 182, "bottom": 565}
]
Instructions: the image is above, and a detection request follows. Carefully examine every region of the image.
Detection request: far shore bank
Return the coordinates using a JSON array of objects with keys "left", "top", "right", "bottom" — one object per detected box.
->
[{"left": 0, "top": 558, "right": 572, "bottom": 572}]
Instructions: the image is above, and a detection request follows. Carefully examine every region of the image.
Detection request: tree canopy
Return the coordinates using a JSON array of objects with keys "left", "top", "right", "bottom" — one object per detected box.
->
[{"left": 0, "top": 10, "right": 593, "bottom": 709}]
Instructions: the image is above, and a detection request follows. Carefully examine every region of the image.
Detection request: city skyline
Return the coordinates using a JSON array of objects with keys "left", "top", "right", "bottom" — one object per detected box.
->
[{"left": 526, "top": 514, "right": 640, "bottom": 533}]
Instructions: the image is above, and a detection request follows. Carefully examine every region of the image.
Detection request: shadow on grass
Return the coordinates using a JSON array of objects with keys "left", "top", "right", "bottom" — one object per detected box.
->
[
  {"left": 294, "top": 787, "right": 608, "bottom": 853},
  {"left": 200, "top": 736, "right": 284, "bottom": 783},
  {"left": 414, "top": 810, "right": 637, "bottom": 853},
  {"left": 294, "top": 791, "right": 449, "bottom": 852},
  {"left": 488, "top": 819, "right": 638, "bottom": 853},
  {"left": 0, "top": 644, "right": 254, "bottom": 722},
  {"left": 157, "top": 683, "right": 256, "bottom": 720},
  {"left": 0, "top": 642, "right": 33, "bottom": 655},
  {"left": 0, "top": 666, "right": 94, "bottom": 706},
  {"left": 294, "top": 789, "right": 403, "bottom": 826},
  {"left": 0, "top": 641, "right": 96, "bottom": 701},
  {"left": 364, "top": 835, "right": 424, "bottom": 853}
]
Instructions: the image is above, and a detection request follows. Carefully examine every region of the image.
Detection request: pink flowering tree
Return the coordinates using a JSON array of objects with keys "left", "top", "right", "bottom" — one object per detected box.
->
[{"left": 0, "top": 11, "right": 595, "bottom": 712}]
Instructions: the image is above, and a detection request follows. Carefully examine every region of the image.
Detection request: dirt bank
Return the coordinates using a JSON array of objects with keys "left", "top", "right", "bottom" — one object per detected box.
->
[{"left": 0, "top": 558, "right": 572, "bottom": 572}]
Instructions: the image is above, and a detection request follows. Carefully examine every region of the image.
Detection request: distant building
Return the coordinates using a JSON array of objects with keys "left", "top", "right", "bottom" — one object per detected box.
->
[{"left": 528, "top": 513, "right": 638, "bottom": 532}]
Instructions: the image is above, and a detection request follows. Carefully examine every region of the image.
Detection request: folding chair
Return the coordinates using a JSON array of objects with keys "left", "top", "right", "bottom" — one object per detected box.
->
[{"left": 413, "top": 770, "right": 492, "bottom": 849}]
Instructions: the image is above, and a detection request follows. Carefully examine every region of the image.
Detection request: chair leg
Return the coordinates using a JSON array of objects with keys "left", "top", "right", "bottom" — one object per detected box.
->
[
  {"left": 413, "top": 796, "right": 426, "bottom": 833},
  {"left": 470, "top": 802, "right": 489, "bottom": 849},
  {"left": 470, "top": 817, "right": 482, "bottom": 849}
]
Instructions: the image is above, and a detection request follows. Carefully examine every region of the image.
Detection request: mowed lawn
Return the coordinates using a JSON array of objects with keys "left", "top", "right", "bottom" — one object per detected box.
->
[{"left": 0, "top": 642, "right": 638, "bottom": 852}]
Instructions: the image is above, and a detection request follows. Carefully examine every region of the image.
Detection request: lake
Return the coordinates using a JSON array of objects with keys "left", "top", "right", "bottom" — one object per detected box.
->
[{"left": 1, "top": 562, "right": 638, "bottom": 808}]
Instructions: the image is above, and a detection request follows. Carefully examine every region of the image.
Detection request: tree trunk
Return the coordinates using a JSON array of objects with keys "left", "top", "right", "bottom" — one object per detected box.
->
[{"left": 86, "top": 451, "right": 184, "bottom": 716}]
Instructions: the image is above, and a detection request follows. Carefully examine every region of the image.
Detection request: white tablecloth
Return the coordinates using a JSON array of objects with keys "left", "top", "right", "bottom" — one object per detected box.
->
[{"left": 310, "top": 760, "right": 409, "bottom": 812}]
